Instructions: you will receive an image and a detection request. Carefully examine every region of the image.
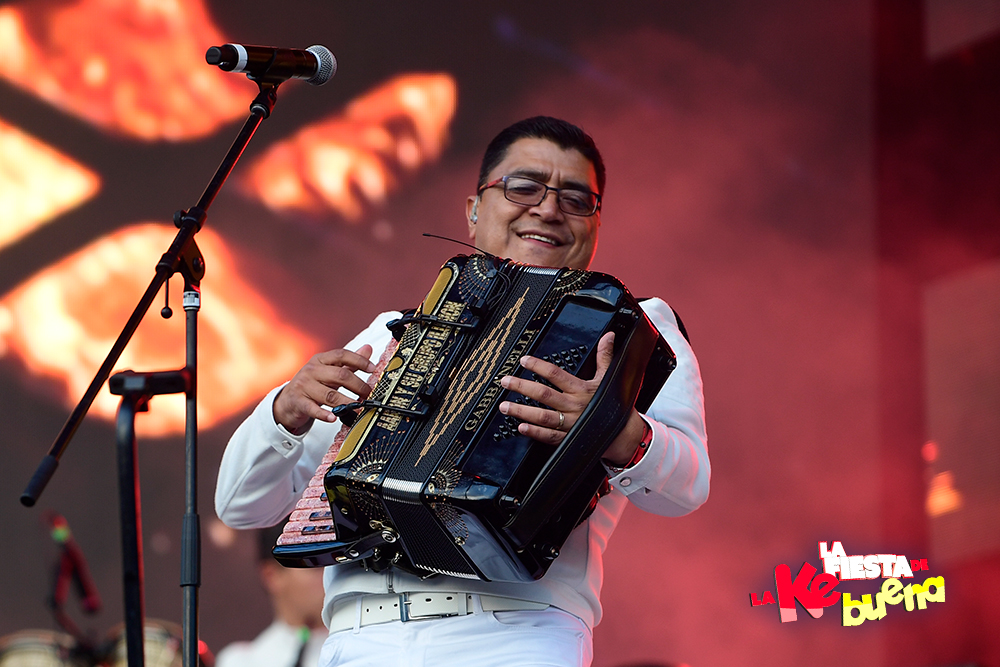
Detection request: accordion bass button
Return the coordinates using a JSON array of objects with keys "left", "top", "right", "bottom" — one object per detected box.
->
[
  {"left": 499, "top": 495, "right": 521, "bottom": 509},
  {"left": 538, "top": 545, "right": 560, "bottom": 560}
]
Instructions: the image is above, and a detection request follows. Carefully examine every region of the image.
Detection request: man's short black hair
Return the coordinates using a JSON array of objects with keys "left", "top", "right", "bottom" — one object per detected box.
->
[{"left": 477, "top": 116, "right": 606, "bottom": 195}]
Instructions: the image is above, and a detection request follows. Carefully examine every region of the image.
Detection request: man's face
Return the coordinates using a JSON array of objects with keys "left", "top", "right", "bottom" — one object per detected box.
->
[
  {"left": 467, "top": 137, "right": 600, "bottom": 270},
  {"left": 261, "top": 561, "right": 326, "bottom": 628}
]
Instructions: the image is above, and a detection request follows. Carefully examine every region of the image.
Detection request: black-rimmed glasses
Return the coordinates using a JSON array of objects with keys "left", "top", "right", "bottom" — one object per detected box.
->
[{"left": 478, "top": 175, "right": 601, "bottom": 216}]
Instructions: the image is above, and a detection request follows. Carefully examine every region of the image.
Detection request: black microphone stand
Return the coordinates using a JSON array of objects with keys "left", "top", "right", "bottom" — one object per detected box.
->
[{"left": 21, "top": 80, "right": 281, "bottom": 667}]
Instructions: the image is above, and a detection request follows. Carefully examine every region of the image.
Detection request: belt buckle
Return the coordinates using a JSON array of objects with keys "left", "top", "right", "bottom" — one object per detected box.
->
[
  {"left": 399, "top": 593, "right": 413, "bottom": 622},
  {"left": 398, "top": 592, "right": 464, "bottom": 622}
]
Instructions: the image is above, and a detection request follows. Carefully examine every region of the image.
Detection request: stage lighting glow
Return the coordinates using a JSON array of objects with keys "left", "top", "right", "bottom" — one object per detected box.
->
[
  {"left": 0, "top": 0, "right": 255, "bottom": 140},
  {"left": 926, "top": 470, "right": 963, "bottom": 517},
  {"left": 0, "top": 224, "right": 318, "bottom": 436},
  {"left": 240, "top": 73, "right": 458, "bottom": 220},
  {"left": 0, "top": 119, "right": 101, "bottom": 250},
  {"left": 921, "top": 440, "right": 938, "bottom": 462}
]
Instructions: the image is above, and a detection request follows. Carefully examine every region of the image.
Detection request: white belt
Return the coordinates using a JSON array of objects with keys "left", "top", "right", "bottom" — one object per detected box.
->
[{"left": 328, "top": 592, "right": 549, "bottom": 633}]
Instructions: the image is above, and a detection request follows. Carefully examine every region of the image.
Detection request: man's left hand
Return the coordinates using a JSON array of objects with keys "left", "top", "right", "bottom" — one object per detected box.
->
[{"left": 498, "top": 331, "right": 649, "bottom": 467}]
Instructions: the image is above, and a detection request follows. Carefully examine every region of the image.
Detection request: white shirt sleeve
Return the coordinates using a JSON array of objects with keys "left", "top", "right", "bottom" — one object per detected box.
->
[
  {"left": 606, "top": 298, "right": 710, "bottom": 516},
  {"left": 215, "top": 311, "right": 399, "bottom": 529}
]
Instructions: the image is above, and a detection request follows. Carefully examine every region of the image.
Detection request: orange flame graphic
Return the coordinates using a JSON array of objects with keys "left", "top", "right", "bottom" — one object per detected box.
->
[
  {"left": 0, "top": 119, "right": 100, "bottom": 250},
  {"left": 240, "top": 73, "right": 458, "bottom": 220},
  {"left": 0, "top": 0, "right": 255, "bottom": 140},
  {"left": 0, "top": 224, "right": 318, "bottom": 436}
]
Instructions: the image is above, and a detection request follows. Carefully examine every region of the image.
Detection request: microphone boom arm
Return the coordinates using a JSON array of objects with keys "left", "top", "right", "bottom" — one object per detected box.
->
[{"left": 20, "top": 79, "right": 284, "bottom": 667}]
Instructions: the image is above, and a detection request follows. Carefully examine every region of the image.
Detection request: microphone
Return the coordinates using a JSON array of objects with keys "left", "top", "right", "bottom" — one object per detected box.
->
[{"left": 206, "top": 44, "right": 337, "bottom": 85}]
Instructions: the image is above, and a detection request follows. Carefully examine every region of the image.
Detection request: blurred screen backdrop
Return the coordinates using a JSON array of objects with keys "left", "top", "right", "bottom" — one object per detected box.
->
[{"left": 1, "top": 1, "right": 997, "bottom": 666}]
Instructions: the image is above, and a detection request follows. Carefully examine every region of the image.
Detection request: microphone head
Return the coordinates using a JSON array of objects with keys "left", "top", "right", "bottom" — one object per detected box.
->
[{"left": 306, "top": 45, "right": 337, "bottom": 85}]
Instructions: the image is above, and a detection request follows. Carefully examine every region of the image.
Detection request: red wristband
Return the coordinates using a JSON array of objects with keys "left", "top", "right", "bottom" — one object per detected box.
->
[{"left": 607, "top": 417, "right": 653, "bottom": 474}]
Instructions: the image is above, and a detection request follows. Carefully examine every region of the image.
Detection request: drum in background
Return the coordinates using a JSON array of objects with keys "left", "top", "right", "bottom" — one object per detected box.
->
[
  {"left": 0, "top": 630, "right": 90, "bottom": 667},
  {"left": 103, "top": 620, "right": 184, "bottom": 667}
]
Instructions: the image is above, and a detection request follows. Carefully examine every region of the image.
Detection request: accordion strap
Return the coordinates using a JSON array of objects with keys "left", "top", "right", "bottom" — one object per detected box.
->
[{"left": 325, "top": 336, "right": 400, "bottom": 458}]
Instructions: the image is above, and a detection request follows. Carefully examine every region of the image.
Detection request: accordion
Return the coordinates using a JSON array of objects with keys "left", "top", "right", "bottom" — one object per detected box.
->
[{"left": 274, "top": 254, "right": 676, "bottom": 582}]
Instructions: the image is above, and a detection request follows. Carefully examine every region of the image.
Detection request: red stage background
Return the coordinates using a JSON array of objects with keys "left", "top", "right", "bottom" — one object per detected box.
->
[{"left": 1, "top": 1, "right": 997, "bottom": 666}]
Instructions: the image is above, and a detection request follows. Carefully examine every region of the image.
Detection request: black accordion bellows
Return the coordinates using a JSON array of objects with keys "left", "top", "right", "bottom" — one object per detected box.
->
[{"left": 273, "top": 254, "right": 675, "bottom": 582}]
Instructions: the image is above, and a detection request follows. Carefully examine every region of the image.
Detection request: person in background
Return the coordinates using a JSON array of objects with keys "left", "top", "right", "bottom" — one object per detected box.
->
[{"left": 214, "top": 523, "right": 327, "bottom": 667}]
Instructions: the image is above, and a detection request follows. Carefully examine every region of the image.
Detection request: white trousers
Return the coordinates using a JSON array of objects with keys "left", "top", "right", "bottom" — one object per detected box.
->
[{"left": 318, "top": 604, "right": 593, "bottom": 667}]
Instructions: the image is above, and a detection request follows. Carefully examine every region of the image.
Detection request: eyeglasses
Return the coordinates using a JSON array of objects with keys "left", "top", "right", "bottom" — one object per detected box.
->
[{"left": 478, "top": 175, "right": 601, "bottom": 216}]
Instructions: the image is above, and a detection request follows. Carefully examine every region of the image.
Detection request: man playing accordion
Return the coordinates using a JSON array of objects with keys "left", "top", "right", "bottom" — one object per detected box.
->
[{"left": 215, "top": 116, "right": 710, "bottom": 667}]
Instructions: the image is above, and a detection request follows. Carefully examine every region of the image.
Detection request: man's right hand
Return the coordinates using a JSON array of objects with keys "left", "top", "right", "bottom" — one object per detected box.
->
[{"left": 272, "top": 345, "right": 376, "bottom": 435}]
